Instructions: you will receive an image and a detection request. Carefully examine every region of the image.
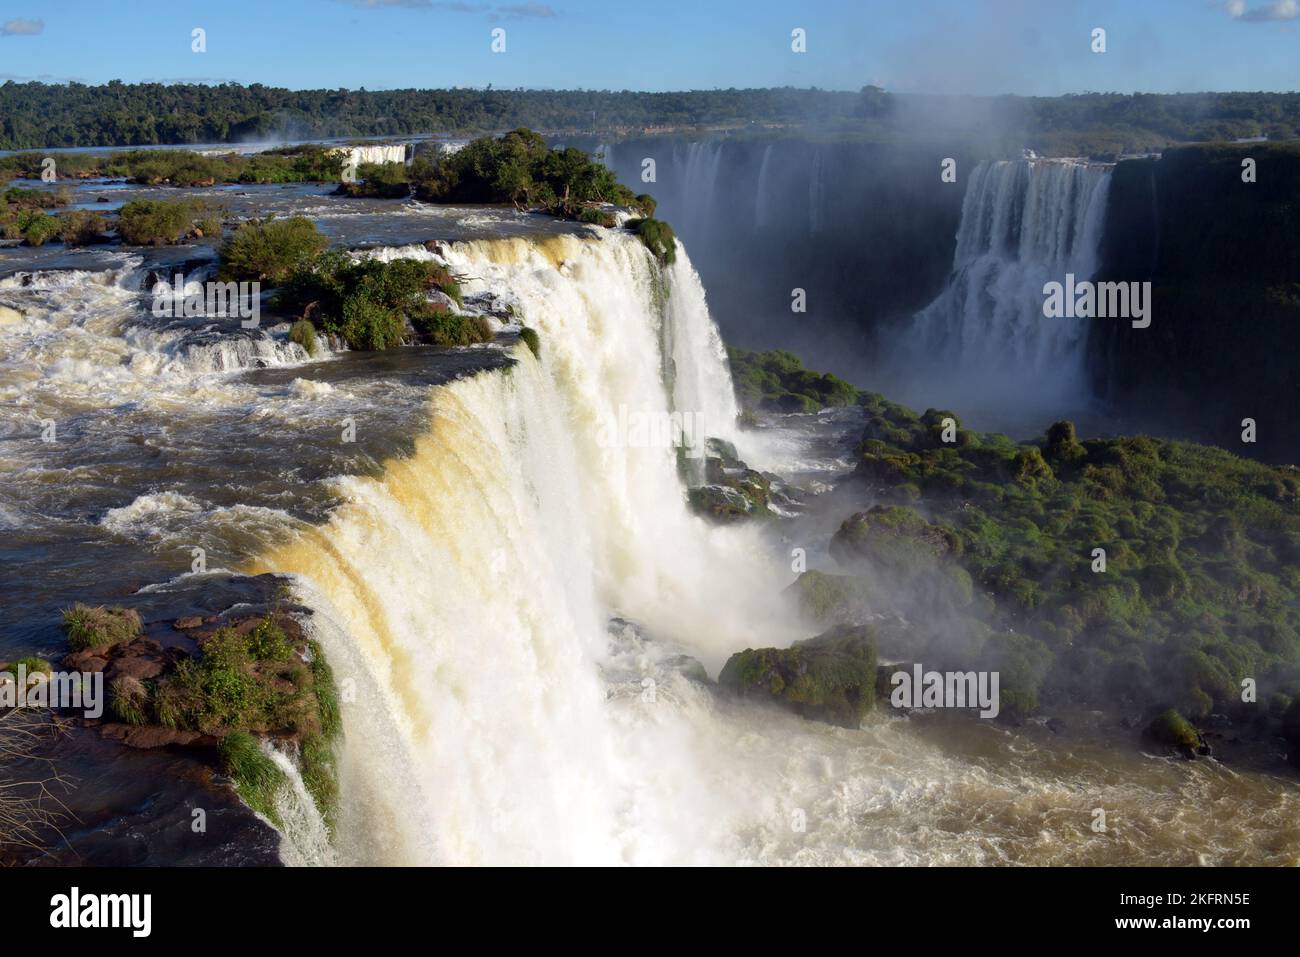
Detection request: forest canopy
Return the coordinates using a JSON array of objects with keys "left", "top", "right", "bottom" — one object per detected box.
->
[{"left": 2, "top": 81, "right": 1299, "bottom": 154}]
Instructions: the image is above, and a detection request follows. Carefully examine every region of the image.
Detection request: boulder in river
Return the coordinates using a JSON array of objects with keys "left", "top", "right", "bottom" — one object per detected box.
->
[
  {"left": 718, "top": 624, "right": 877, "bottom": 728},
  {"left": 1143, "top": 708, "right": 1211, "bottom": 759}
]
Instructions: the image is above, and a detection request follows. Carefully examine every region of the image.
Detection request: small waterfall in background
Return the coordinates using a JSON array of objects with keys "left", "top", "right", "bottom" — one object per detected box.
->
[
  {"left": 335, "top": 143, "right": 411, "bottom": 166},
  {"left": 893, "top": 159, "right": 1112, "bottom": 426}
]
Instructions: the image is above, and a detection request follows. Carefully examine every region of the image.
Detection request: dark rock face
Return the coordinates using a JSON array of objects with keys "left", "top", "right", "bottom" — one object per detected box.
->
[
  {"left": 718, "top": 624, "right": 878, "bottom": 728},
  {"left": 584, "top": 135, "right": 968, "bottom": 381},
  {"left": 1088, "top": 145, "right": 1300, "bottom": 463}
]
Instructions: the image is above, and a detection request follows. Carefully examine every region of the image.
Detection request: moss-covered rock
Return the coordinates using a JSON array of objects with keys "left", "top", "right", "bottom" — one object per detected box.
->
[
  {"left": 830, "top": 505, "right": 960, "bottom": 578},
  {"left": 688, "top": 483, "right": 756, "bottom": 523},
  {"left": 785, "top": 570, "right": 874, "bottom": 627},
  {"left": 1143, "top": 708, "right": 1208, "bottom": 758},
  {"left": 718, "top": 624, "right": 878, "bottom": 728}
]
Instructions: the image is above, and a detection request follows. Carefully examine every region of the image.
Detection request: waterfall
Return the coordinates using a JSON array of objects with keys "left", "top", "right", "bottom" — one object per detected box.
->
[
  {"left": 333, "top": 143, "right": 411, "bottom": 167},
  {"left": 894, "top": 158, "right": 1112, "bottom": 422},
  {"left": 263, "top": 742, "right": 336, "bottom": 867},
  {"left": 250, "top": 231, "right": 798, "bottom": 865}
]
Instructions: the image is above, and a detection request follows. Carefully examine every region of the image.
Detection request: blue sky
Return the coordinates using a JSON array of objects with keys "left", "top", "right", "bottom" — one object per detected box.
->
[{"left": 0, "top": 0, "right": 1297, "bottom": 94}]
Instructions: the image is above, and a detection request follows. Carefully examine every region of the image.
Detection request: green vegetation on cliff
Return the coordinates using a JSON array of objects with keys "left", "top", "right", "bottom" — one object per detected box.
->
[
  {"left": 61, "top": 605, "right": 342, "bottom": 831},
  {"left": 816, "top": 386, "right": 1300, "bottom": 724},
  {"left": 729, "top": 348, "right": 860, "bottom": 413},
  {"left": 625, "top": 217, "right": 676, "bottom": 266},
  {"left": 0, "top": 145, "right": 347, "bottom": 186}
]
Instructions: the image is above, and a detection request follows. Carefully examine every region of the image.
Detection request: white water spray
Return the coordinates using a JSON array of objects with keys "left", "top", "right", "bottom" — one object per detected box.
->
[
  {"left": 253, "top": 232, "right": 798, "bottom": 863},
  {"left": 898, "top": 159, "right": 1112, "bottom": 417}
]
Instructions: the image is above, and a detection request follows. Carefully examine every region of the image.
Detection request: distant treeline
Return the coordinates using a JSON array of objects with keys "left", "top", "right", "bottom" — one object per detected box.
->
[{"left": 2, "top": 81, "right": 1300, "bottom": 153}]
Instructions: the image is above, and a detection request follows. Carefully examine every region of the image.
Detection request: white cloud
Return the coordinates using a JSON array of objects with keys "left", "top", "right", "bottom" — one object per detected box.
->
[
  {"left": 1227, "top": 0, "right": 1299, "bottom": 21},
  {"left": 0, "top": 18, "right": 44, "bottom": 36}
]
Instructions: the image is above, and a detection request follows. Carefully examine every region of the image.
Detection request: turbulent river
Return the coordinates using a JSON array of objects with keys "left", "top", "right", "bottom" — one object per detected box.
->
[{"left": 1, "top": 179, "right": 1298, "bottom": 866}]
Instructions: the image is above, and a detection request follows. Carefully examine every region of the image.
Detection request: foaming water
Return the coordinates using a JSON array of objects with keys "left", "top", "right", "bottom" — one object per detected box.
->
[{"left": 0, "top": 257, "right": 317, "bottom": 419}]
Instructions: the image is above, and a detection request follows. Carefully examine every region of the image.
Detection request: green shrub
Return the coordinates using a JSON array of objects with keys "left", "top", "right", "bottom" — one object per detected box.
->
[
  {"left": 59, "top": 209, "right": 109, "bottom": 245},
  {"left": 219, "top": 731, "right": 289, "bottom": 827},
  {"left": 247, "top": 617, "right": 293, "bottom": 662},
  {"left": 63, "top": 604, "right": 143, "bottom": 650},
  {"left": 411, "top": 306, "right": 493, "bottom": 347},
  {"left": 277, "top": 253, "right": 474, "bottom": 351},
  {"left": 289, "top": 319, "right": 319, "bottom": 356},
  {"left": 410, "top": 128, "right": 636, "bottom": 214},
  {"left": 340, "top": 296, "right": 405, "bottom": 351},
  {"left": 116, "top": 198, "right": 214, "bottom": 246},
  {"left": 519, "top": 326, "right": 540, "bottom": 358},
  {"left": 339, "top": 161, "right": 410, "bottom": 198},
  {"left": 626, "top": 217, "right": 676, "bottom": 265},
  {"left": 20, "top": 211, "right": 61, "bottom": 246},
  {"left": 578, "top": 206, "right": 617, "bottom": 228},
  {"left": 218, "top": 216, "right": 328, "bottom": 282},
  {"left": 109, "top": 675, "right": 149, "bottom": 725}
]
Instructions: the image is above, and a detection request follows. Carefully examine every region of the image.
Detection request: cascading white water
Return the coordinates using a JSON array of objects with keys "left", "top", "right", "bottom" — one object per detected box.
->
[
  {"left": 263, "top": 742, "right": 336, "bottom": 867},
  {"left": 252, "top": 231, "right": 799, "bottom": 864},
  {"left": 0, "top": 259, "right": 317, "bottom": 410},
  {"left": 897, "top": 159, "right": 1111, "bottom": 417}
]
